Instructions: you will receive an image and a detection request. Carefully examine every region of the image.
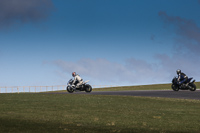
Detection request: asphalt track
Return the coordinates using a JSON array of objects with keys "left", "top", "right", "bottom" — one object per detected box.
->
[{"left": 56, "top": 90, "right": 200, "bottom": 100}]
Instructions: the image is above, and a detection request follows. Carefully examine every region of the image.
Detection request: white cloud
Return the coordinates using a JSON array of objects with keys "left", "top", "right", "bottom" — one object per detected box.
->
[
  {"left": 53, "top": 58, "right": 172, "bottom": 85},
  {"left": 157, "top": 11, "right": 200, "bottom": 80},
  {"left": 52, "top": 12, "right": 200, "bottom": 86}
]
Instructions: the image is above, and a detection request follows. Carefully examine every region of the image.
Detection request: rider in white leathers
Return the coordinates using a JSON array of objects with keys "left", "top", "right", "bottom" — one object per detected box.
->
[{"left": 72, "top": 72, "right": 83, "bottom": 88}]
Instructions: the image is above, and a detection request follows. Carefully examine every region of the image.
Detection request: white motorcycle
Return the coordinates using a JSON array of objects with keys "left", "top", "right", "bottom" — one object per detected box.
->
[{"left": 66, "top": 79, "right": 92, "bottom": 93}]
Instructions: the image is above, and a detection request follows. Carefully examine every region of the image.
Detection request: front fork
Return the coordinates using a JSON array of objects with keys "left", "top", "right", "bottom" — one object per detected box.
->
[{"left": 68, "top": 85, "right": 76, "bottom": 91}]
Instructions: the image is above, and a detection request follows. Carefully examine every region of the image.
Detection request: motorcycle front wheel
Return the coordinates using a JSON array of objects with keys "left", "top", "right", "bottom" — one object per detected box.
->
[
  {"left": 66, "top": 86, "right": 74, "bottom": 93},
  {"left": 171, "top": 84, "right": 179, "bottom": 91},
  {"left": 189, "top": 83, "right": 196, "bottom": 91},
  {"left": 85, "top": 84, "right": 92, "bottom": 93}
]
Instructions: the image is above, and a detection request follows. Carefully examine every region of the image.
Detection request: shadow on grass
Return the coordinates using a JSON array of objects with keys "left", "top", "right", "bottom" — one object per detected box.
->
[{"left": 0, "top": 117, "right": 161, "bottom": 133}]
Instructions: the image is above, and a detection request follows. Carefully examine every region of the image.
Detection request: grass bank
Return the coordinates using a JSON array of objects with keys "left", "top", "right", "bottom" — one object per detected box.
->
[
  {"left": 0, "top": 93, "right": 200, "bottom": 132},
  {"left": 94, "top": 81, "right": 200, "bottom": 91},
  {"left": 45, "top": 82, "right": 200, "bottom": 93},
  {"left": 93, "top": 83, "right": 171, "bottom": 91}
]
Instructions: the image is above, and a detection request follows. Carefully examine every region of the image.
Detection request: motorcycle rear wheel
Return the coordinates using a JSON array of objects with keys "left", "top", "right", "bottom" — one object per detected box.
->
[
  {"left": 189, "top": 83, "right": 196, "bottom": 91},
  {"left": 85, "top": 84, "right": 92, "bottom": 93},
  {"left": 171, "top": 84, "right": 179, "bottom": 91}
]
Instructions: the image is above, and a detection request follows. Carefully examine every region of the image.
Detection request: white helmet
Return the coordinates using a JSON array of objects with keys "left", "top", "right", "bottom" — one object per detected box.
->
[{"left": 176, "top": 69, "right": 181, "bottom": 75}]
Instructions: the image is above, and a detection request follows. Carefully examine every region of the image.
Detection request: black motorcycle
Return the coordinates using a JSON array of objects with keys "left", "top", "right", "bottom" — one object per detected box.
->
[
  {"left": 171, "top": 77, "right": 196, "bottom": 91},
  {"left": 66, "top": 79, "right": 92, "bottom": 93}
]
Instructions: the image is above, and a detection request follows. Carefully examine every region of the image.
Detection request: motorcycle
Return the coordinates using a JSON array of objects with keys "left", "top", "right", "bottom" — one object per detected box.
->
[
  {"left": 66, "top": 79, "right": 92, "bottom": 93},
  {"left": 171, "top": 76, "right": 196, "bottom": 91}
]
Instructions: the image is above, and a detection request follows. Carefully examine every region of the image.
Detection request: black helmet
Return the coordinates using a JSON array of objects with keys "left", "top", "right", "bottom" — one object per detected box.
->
[{"left": 176, "top": 69, "right": 181, "bottom": 74}]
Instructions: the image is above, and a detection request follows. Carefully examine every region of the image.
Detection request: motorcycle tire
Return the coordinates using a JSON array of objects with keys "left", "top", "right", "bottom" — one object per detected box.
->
[
  {"left": 66, "top": 86, "right": 74, "bottom": 93},
  {"left": 171, "top": 84, "right": 179, "bottom": 91},
  {"left": 189, "top": 83, "right": 196, "bottom": 91},
  {"left": 85, "top": 84, "right": 92, "bottom": 93}
]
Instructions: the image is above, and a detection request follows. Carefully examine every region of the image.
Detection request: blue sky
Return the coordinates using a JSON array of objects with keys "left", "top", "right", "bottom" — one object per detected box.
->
[{"left": 1, "top": 0, "right": 200, "bottom": 86}]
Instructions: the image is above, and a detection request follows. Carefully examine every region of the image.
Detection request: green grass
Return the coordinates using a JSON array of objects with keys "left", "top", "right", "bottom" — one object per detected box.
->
[
  {"left": 1, "top": 93, "right": 200, "bottom": 132},
  {"left": 93, "top": 82, "right": 200, "bottom": 91},
  {"left": 93, "top": 83, "right": 172, "bottom": 91},
  {"left": 45, "top": 82, "right": 200, "bottom": 93}
]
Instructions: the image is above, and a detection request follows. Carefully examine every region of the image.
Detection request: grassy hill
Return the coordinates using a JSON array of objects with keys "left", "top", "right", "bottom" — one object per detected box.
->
[
  {"left": 0, "top": 82, "right": 200, "bottom": 132},
  {"left": 93, "top": 83, "right": 171, "bottom": 91},
  {"left": 93, "top": 82, "right": 200, "bottom": 91}
]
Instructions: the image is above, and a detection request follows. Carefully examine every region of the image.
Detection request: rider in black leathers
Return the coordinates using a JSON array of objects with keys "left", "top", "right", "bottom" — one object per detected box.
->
[{"left": 176, "top": 69, "right": 188, "bottom": 85}]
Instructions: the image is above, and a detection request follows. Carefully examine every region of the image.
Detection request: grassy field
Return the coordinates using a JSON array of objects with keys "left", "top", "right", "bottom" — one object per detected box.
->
[
  {"left": 93, "top": 82, "right": 200, "bottom": 91},
  {"left": 1, "top": 93, "right": 200, "bottom": 133},
  {"left": 93, "top": 83, "right": 172, "bottom": 91}
]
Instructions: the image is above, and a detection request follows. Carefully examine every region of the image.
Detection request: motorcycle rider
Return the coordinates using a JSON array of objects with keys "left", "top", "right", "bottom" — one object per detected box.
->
[
  {"left": 176, "top": 69, "right": 188, "bottom": 86},
  {"left": 72, "top": 72, "right": 83, "bottom": 88}
]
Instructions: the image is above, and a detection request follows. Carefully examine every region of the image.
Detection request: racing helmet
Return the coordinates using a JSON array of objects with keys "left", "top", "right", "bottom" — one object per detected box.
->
[
  {"left": 176, "top": 69, "right": 181, "bottom": 75},
  {"left": 72, "top": 72, "right": 76, "bottom": 77}
]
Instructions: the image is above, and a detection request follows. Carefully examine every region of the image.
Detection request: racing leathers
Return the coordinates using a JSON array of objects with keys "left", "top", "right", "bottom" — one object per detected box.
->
[
  {"left": 177, "top": 72, "right": 188, "bottom": 85},
  {"left": 72, "top": 74, "right": 83, "bottom": 88}
]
